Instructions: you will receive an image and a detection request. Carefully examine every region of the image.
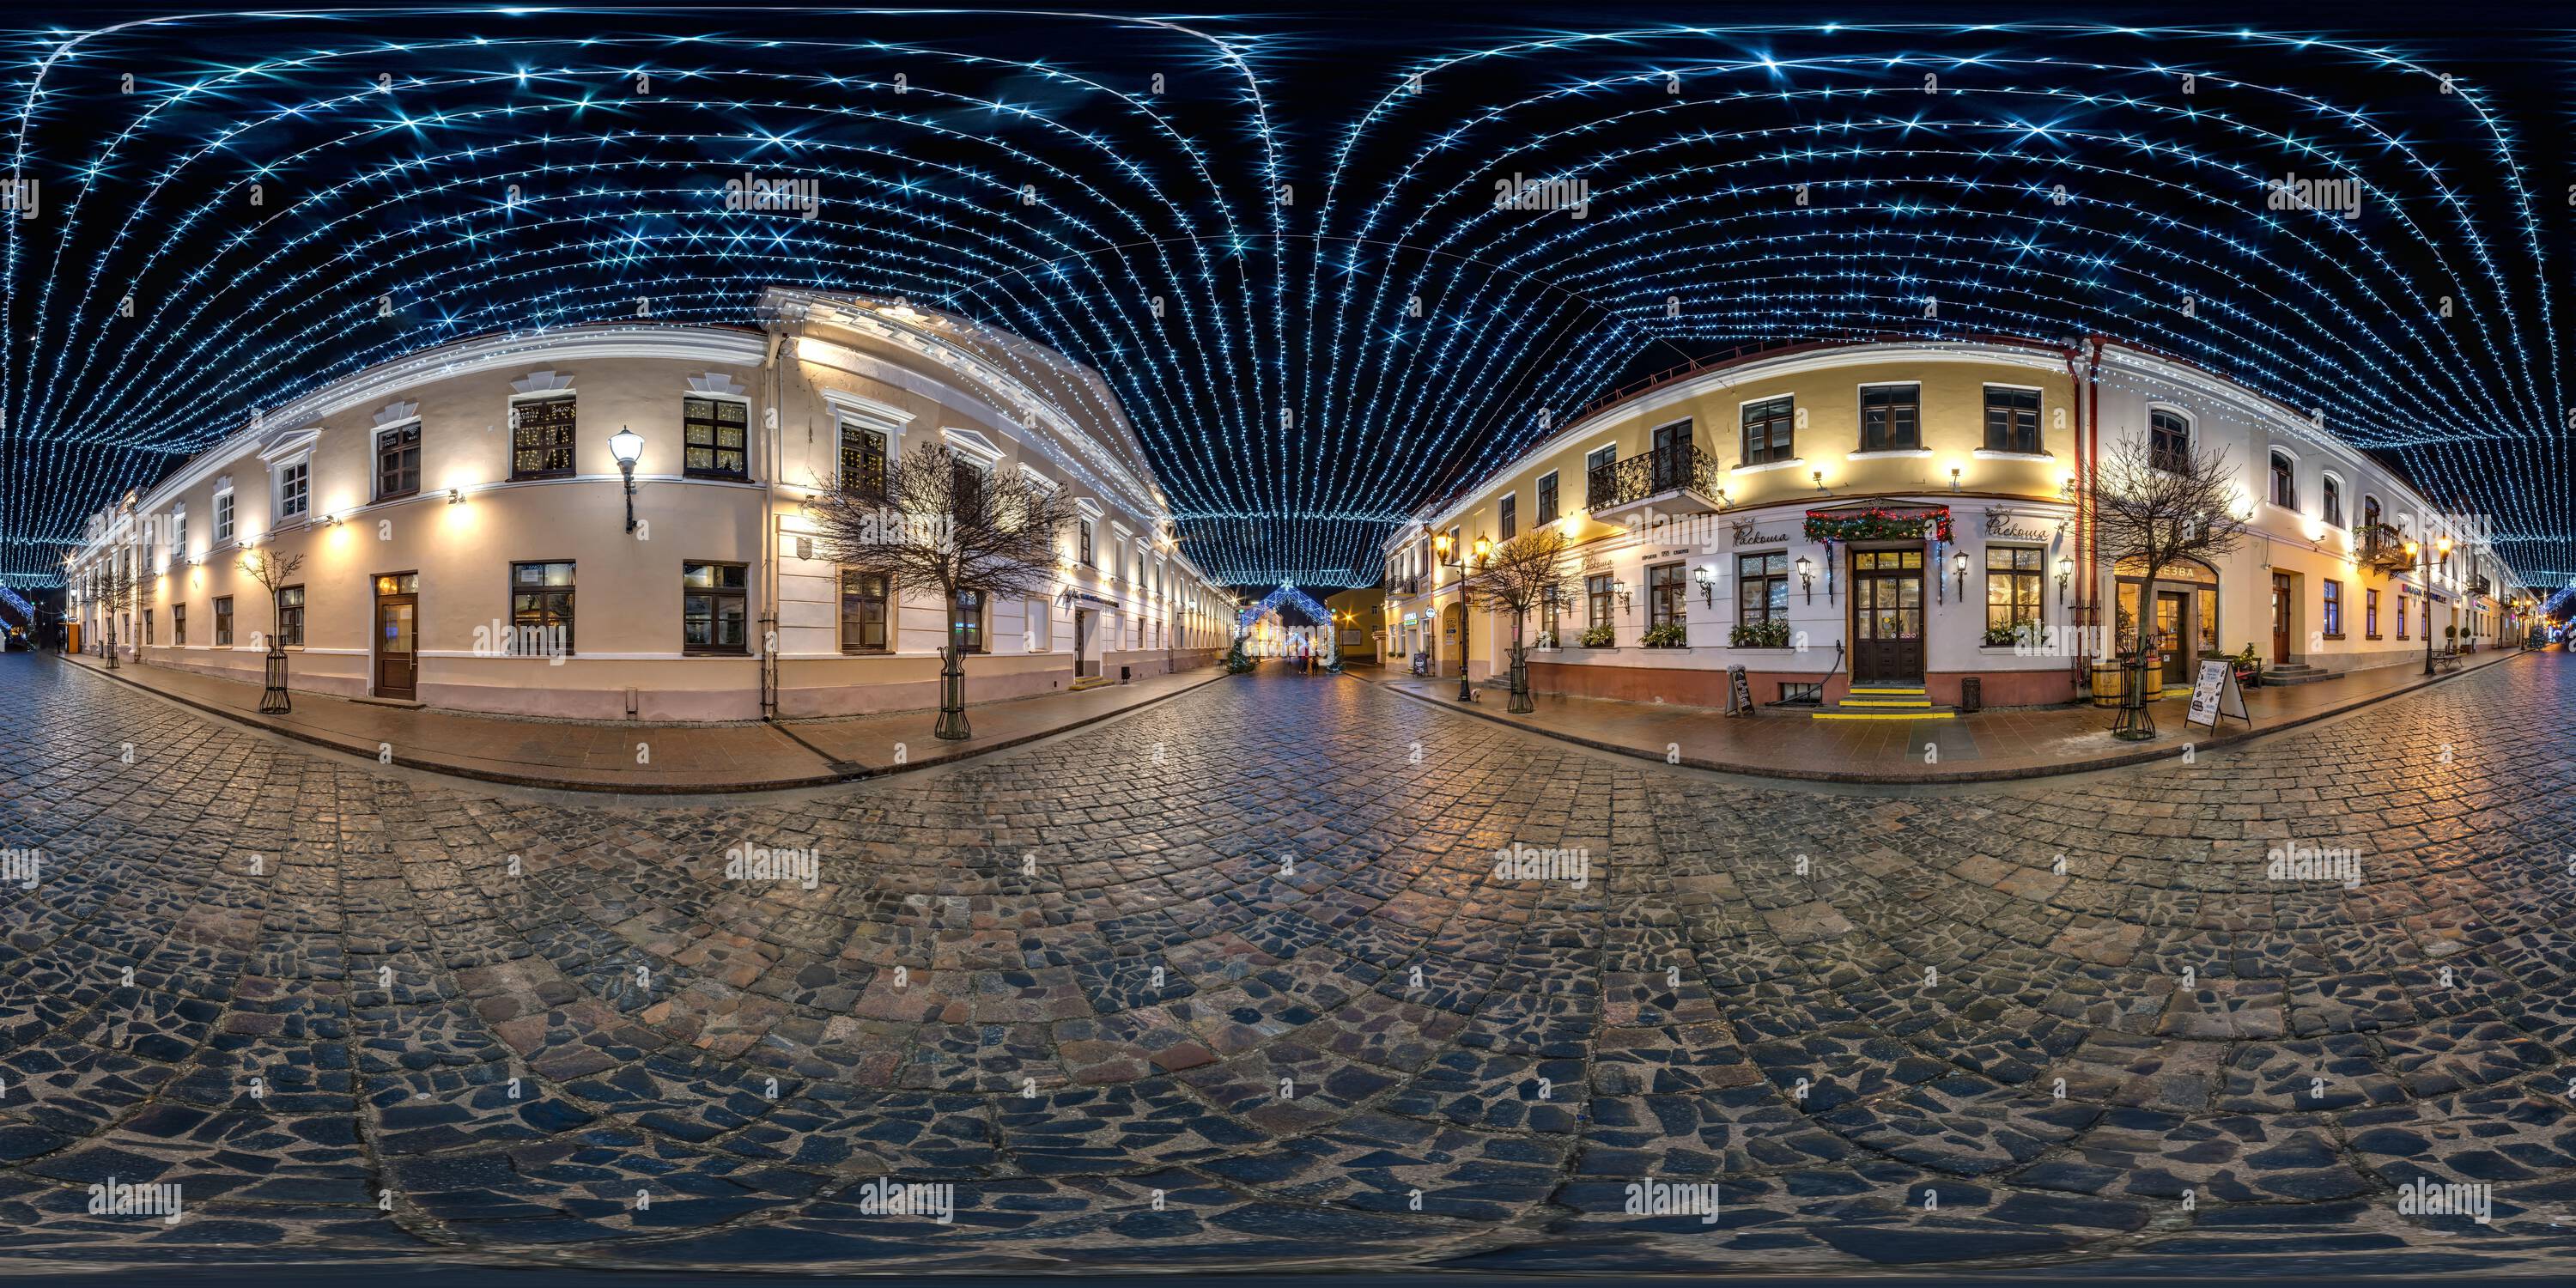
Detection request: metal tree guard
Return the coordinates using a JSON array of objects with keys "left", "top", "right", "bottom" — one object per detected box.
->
[
  {"left": 260, "top": 640, "right": 292, "bottom": 714},
  {"left": 933, "top": 644, "right": 970, "bottom": 739}
]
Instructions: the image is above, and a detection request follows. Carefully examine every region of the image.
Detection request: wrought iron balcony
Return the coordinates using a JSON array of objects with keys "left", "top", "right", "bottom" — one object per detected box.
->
[
  {"left": 2471, "top": 573, "right": 2492, "bottom": 597},
  {"left": 1585, "top": 441, "right": 1722, "bottom": 515},
  {"left": 1391, "top": 575, "right": 1420, "bottom": 596},
  {"left": 2355, "top": 523, "right": 2413, "bottom": 575}
]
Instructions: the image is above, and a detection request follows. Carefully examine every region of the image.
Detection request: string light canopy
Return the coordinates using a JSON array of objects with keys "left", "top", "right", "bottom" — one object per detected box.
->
[
  {"left": 2, "top": 11, "right": 2566, "bottom": 590},
  {"left": 1237, "top": 582, "right": 1334, "bottom": 633}
]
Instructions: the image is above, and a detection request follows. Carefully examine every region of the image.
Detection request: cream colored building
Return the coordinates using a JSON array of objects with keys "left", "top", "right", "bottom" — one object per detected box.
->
[
  {"left": 1385, "top": 337, "right": 2530, "bottom": 709},
  {"left": 68, "top": 289, "right": 1236, "bottom": 721}
]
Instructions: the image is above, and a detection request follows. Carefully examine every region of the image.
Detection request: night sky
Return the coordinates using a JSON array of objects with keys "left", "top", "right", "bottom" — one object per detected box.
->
[{"left": 5, "top": 4, "right": 2571, "bottom": 597}]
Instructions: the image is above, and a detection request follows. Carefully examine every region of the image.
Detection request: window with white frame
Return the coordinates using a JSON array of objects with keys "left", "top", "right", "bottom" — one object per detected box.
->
[
  {"left": 214, "top": 490, "right": 234, "bottom": 543},
  {"left": 278, "top": 459, "right": 310, "bottom": 519}
]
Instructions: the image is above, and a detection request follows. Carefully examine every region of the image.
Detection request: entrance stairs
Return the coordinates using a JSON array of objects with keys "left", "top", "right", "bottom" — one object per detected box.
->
[
  {"left": 1807, "top": 683, "right": 1959, "bottom": 720},
  {"left": 2259, "top": 662, "right": 2341, "bottom": 687}
]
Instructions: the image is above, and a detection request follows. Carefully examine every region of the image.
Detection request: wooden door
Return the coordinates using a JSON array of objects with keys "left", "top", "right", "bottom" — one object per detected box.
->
[
  {"left": 1650, "top": 421, "right": 1686, "bottom": 490},
  {"left": 374, "top": 573, "right": 418, "bottom": 701},
  {"left": 1074, "top": 610, "right": 1094, "bottom": 677},
  {"left": 1850, "top": 550, "right": 1925, "bottom": 685},
  {"left": 2270, "top": 572, "right": 2293, "bottom": 664},
  {"left": 2155, "top": 592, "right": 2190, "bottom": 686}
]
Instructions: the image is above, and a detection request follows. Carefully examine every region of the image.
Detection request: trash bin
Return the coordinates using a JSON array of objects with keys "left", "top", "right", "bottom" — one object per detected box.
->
[
  {"left": 2090, "top": 660, "right": 2123, "bottom": 708},
  {"left": 1960, "top": 676, "right": 1982, "bottom": 714}
]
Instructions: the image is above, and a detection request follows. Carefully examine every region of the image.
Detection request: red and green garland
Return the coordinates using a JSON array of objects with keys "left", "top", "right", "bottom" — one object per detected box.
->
[{"left": 1803, "top": 505, "right": 1953, "bottom": 544}]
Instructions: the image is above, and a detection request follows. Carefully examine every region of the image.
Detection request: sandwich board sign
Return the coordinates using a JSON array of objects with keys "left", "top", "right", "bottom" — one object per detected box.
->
[
  {"left": 2186, "top": 659, "right": 2250, "bottom": 731},
  {"left": 1725, "top": 665, "right": 1755, "bottom": 717}
]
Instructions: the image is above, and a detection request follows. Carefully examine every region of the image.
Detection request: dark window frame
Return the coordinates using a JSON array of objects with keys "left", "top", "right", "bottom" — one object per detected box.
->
[
  {"left": 1986, "top": 546, "right": 2044, "bottom": 631},
  {"left": 1738, "top": 552, "right": 1789, "bottom": 627},
  {"left": 951, "top": 587, "right": 987, "bottom": 654},
  {"left": 172, "top": 603, "right": 186, "bottom": 647},
  {"left": 509, "top": 394, "right": 577, "bottom": 481},
  {"left": 840, "top": 571, "right": 891, "bottom": 653},
  {"left": 1859, "top": 384, "right": 1921, "bottom": 453},
  {"left": 682, "top": 561, "right": 750, "bottom": 655},
  {"left": 1585, "top": 574, "right": 1615, "bottom": 630},
  {"left": 2366, "top": 587, "right": 2380, "bottom": 638},
  {"left": 2322, "top": 579, "right": 2343, "bottom": 637},
  {"left": 839, "top": 422, "right": 889, "bottom": 498},
  {"left": 1646, "top": 562, "right": 1686, "bottom": 634},
  {"left": 1535, "top": 471, "right": 1559, "bottom": 525},
  {"left": 1742, "top": 394, "right": 1795, "bottom": 465},
  {"left": 683, "top": 396, "right": 751, "bottom": 481},
  {"left": 2322, "top": 475, "right": 2343, "bottom": 528},
  {"left": 1982, "top": 386, "right": 2042, "bottom": 454},
  {"left": 275, "top": 584, "right": 305, "bottom": 647},
  {"left": 214, "top": 596, "right": 234, "bottom": 646},
  {"left": 2149, "top": 409, "right": 2192, "bottom": 474},
  {"left": 508, "top": 561, "right": 576, "bottom": 656},
  {"left": 1583, "top": 446, "right": 1615, "bottom": 507},
  {"left": 2269, "top": 452, "right": 2297, "bottom": 509},
  {"left": 375, "top": 420, "right": 422, "bottom": 501},
  {"left": 1498, "top": 494, "right": 1517, "bottom": 541}
]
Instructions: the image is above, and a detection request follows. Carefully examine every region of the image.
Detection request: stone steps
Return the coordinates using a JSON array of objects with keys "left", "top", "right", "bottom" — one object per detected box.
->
[
  {"left": 1809, "top": 684, "right": 1958, "bottom": 720},
  {"left": 2260, "top": 663, "right": 2342, "bottom": 686}
]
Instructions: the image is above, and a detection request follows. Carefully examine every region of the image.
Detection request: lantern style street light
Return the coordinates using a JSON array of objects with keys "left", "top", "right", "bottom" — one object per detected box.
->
[{"left": 608, "top": 427, "right": 645, "bottom": 533}]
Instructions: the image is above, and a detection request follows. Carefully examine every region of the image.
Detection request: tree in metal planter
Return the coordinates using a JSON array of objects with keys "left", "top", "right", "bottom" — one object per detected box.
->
[
  {"left": 806, "top": 440, "right": 1072, "bottom": 740},
  {"left": 98, "top": 558, "right": 135, "bottom": 670},
  {"left": 2091, "top": 435, "right": 2246, "bottom": 741},
  {"left": 1461, "top": 527, "right": 1572, "bottom": 714},
  {"left": 239, "top": 546, "right": 305, "bottom": 714}
]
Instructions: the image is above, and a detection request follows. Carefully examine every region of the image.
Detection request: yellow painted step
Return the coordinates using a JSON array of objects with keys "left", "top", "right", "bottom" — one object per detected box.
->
[
  {"left": 1848, "top": 686, "right": 1928, "bottom": 695},
  {"left": 1838, "top": 698, "right": 1932, "bottom": 708},
  {"left": 1810, "top": 709, "right": 1955, "bottom": 720}
]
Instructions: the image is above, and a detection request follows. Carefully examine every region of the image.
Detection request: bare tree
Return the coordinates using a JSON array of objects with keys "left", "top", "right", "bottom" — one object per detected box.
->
[
  {"left": 805, "top": 440, "right": 1074, "bottom": 738},
  {"left": 1461, "top": 527, "right": 1572, "bottom": 713},
  {"left": 97, "top": 556, "right": 136, "bottom": 670},
  {"left": 2091, "top": 435, "right": 2246, "bottom": 737},
  {"left": 240, "top": 546, "right": 305, "bottom": 713}
]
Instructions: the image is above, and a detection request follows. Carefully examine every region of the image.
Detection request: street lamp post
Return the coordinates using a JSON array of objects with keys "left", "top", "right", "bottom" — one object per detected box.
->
[
  {"left": 1458, "top": 535, "right": 1492, "bottom": 702},
  {"left": 608, "top": 427, "right": 645, "bottom": 533},
  {"left": 2414, "top": 535, "right": 2451, "bottom": 676}
]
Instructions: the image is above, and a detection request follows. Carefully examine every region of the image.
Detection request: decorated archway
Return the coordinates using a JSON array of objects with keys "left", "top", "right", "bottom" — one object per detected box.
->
[{"left": 1237, "top": 582, "right": 1334, "bottom": 659}]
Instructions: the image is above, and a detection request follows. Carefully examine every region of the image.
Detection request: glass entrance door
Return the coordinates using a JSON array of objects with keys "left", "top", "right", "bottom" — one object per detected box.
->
[
  {"left": 1850, "top": 550, "right": 1925, "bottom": 685},
  {"left": 2155, "top": 592, "right": 2190, "bottom": 687}
]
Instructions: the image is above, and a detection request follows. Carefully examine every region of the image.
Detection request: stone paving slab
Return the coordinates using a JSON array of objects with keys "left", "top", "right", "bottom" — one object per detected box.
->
[
  {"left": 50, "top": 652, "right": 1235, "bottom": 793},
  {"left": 1352, "top": 649, "right": 2537, "bottom": 783},
  {"left": 3, "top": 653, "right": 2573, "bottom": 1276}
]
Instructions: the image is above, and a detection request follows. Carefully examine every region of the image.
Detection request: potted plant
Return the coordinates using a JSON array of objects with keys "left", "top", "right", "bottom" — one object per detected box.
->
[
  {"left": 1982, "top": 621, "right": 2043, "bottom": 648},
  {"left": 1641, "top": 623, "right": 1687, "bottom": 648},
  {"left": 1729, "top": 618, "right": 1791, "bottom": 648},
  {"left": 2231, "top": 642, "right": 2263, "bottom": 690},
  {"left": 1577, "top": 623, "right": 1616, "bottom": 648}
]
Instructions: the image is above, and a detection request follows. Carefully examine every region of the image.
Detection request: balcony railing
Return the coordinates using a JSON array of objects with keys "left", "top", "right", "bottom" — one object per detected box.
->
[
  {"left": 2355, "top": 524, "right": 2413, "bottom": 574},
  {"left": 2471, "top": 574, "right": 2492, "bottom": 597},
  {"left": 1391, "top": 575, "right": 1420, "bottom": 596},
  {"left": 1586, "top": 441, "right": 1722, "bottom": 513}
]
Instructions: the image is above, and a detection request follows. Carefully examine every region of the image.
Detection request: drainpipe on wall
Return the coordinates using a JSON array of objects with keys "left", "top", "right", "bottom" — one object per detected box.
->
[
  {"left": 2085, "top": 334, "right": 2105, "bottom": 653},
  {"left": 759, "top": 322, "right": 787, "bottom": 720}
]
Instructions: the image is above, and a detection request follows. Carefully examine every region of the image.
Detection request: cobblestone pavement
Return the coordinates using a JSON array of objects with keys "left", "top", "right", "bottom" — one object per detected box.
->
[{"left": 3, "top": 652, "right": 2574, "bottom": 1277}]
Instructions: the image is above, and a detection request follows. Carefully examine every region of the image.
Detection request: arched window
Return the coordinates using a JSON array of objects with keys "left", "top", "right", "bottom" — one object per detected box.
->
[
  {"left": 2148, "top": 410, "right": 2190, "bottom": 473},
  {"left": 2362, "top": 494, "right": 2382, "bottom": 532},
  {"left": 2321, "top": 474, "right": 2343, "bottom": 527},
  {"left": 2269, "top": 451, "right": 2297, "bottom": 509}
]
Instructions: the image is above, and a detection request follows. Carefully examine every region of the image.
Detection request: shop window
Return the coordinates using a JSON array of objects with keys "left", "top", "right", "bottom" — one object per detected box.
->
[
  {"left": 1737, "top": 552, "right": 1789, "bottom": 626},
  {"left": 1585, "top": 574, "right": 1616, "bottom": 629},
  {"left": 1985, "top": 547, "right": 2044, "bottom": 631},
  {"left": 276, "top": 585, "right": 304, "bottom": 647},
  {"left": 215, "top": 597, "right": 234, "bottom": 646},
  {"left": 1647, "top": 562, "right": 1686, "bottom": 635},
  {"left": 952, "top": 589, "right": 987, "bottom": 653},
  {"left": 2366, "top": 587, "right": 2380, "bottom": 637}
]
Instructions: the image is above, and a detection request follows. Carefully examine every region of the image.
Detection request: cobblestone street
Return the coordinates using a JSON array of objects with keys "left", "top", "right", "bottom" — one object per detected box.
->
[{"left": 3, "top": 653, "right": 2573, "bottom": 1277}]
